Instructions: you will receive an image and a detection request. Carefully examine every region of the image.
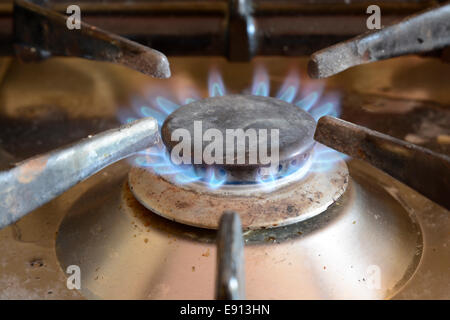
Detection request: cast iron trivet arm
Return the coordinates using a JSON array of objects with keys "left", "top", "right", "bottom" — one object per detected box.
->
[
  {"left": 315, "top": 116, "right": 450, "bottom": 210},
  {"left": 13, "top": 0, "right": 170, "bottom": 78},
  {"left": 308, "top": 3, "right": 450, "bottom": 79},
  {"left": 0, "top": 117, "right": 159, "bottom": 229},
  {"left": 216, "top": 211, "right": 246, "bottom": 300}
]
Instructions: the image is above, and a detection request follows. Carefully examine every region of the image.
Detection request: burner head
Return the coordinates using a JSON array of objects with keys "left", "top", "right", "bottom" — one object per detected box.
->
[
  {"left": 161, "top": 95, "right": 316, "bottom": 182},
  {"left": 131, "top": 94, "right": 349, "bottom": 230}
]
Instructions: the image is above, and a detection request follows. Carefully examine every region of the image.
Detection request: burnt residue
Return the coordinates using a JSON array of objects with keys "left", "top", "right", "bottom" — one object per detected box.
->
[
  {"left": 122, "top": 182, "right": 217, "bottom": 243},
  {"left": 0, "top": 113, "right": 118, "bottom": 164},
  {"left": 123, "top": 179, "right": 349, "bottom": 245},
  {"left": 29, "top": 258, "right": 44, "bottom": 268},
  {"left": 127, "top": 157, "right": 349, "bottom": 230},
  {"left": 339, "top": 92, "right": 450, "bottom": 156}
]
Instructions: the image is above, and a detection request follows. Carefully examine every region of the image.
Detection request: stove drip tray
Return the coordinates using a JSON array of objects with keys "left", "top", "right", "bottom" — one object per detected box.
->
[{"left": 55, "top": 160, "right": 422, "bottom": 299}]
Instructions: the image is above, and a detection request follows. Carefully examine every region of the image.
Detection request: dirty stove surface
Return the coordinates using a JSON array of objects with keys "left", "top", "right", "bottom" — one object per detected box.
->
[{"left": 0, "top": 56, "right": 449, "bottom": 299}]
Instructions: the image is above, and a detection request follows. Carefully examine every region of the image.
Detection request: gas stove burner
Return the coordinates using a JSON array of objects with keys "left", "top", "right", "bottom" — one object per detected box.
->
[
  {"left": 161, "top": 95, "right": 316, "bottom": 183},
  {"left": 128, "top": 162, "right": 348, "bottom": 230},
  {"left": 128, "top": 94, "right": 349, "bottom": 230}
]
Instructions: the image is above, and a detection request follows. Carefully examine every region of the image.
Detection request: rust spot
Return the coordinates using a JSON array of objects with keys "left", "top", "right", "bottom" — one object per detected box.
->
[
  {"left": 17, "top": 155, "right": 49, "bottom": 183},
  {"left": 29, "top": 258, "right": 44, "bottom": 268},
  {"left": 202, "top": 249, "right": 210, "bottom": 257},
  {"left": 357, "top": 148, "right": 366, "bottom": 160},
  {"left": 362, "top": 49, "right": 371, "bottom": 62},
  {"left": 175, "top": 201, "right": 190, "bottom": 209}
]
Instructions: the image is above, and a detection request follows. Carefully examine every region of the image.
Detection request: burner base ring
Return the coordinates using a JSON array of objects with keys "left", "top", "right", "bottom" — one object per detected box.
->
[{"left": 128, "top": 160, "right": 349, "bottom": 230}]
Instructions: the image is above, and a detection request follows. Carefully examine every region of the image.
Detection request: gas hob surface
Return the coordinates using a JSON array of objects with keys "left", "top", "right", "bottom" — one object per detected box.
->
[{"left": 0, "top": 56, "right": 448, "bottom": 299}]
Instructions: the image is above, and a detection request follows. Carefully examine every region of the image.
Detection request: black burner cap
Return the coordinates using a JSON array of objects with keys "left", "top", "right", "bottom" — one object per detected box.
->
[
  {"left": 161, "top": 95, "right": 315, "bottom": 181},
  {"left": 162, "top": 94, "right": 315, "bottom": 162}
]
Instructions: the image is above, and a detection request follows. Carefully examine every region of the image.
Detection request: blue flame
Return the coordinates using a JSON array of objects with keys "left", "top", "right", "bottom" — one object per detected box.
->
[
  {"left": 251, "top": 66, "right": 270, "bottom": 96},
  {"left": 155, "top": 96, "right": 180, "bottom": 115},
  {"left": 175, "top": 84, "right": 201, "bottom": 106},
  {"left": 132, "top": 145, "right": 228, "bottom": 188},
  {"left": 117, "top": 66, "right": 345, "bottom": 190},
  {"left": 208, "top": 68, "right": 226, "bottom": 97},
  {"left": 256, "top": 172, "right": 277, "bottom": 185},
  {"left": 172, "top": 166, "right": 202, "bottom": 184},
  {"left": 203, "top": 167, "right": 227, "bottom": 189},
  {"left": 295, "top": 91, "right": 320, "bottom": 112},
  {"left": 276, "top": 71, "right": 300, "bottom": 103},
  {"left": 253, "top": 81, "right": 269, "bottom": 97},
  {"left": 309, "top": 144, "right": 348, "bottom": 173},
  {"left": 116, "top": 107, "right": 139, "bottom": 125},
  {"left": 139, "top": 106, "right": 166, "bottom": 127},
  {"left": 279, "top": 87, "right": 296, "bottom": 103},
  {"left": 310, "top": 102, "right": 340, "bottom": 121},
  {"left": 255, "top": 154, "right": 314, "bottom": 192},
  {"left": 134, "top": 146, "right": 204, "bottom": 184}
]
